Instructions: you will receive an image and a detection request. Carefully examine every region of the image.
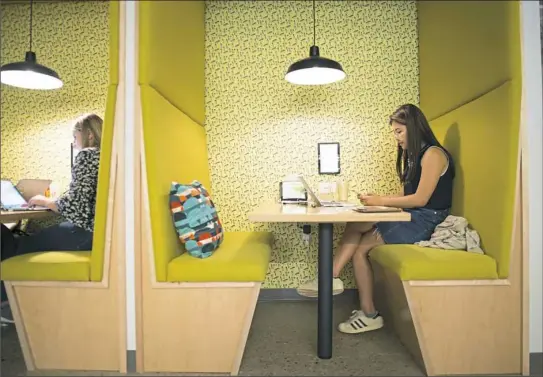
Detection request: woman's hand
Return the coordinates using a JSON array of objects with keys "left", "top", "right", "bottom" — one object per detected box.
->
[
  {"left": 358, "top": 194, "right": 385, "bottom": 206},
  {"left": 28, "top": 195, "right": 54, "bottom": 209}
]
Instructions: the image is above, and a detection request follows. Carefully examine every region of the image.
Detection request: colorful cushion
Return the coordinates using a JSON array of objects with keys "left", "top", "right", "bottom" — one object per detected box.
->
[{"left": 169, "top": 181, "right": 224, "bottom": 258}]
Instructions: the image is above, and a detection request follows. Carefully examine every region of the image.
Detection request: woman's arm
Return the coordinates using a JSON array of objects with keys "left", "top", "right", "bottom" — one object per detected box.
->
[
  {"left": 28, "top": 195, "right": 59, "bottom": 212},
  {"left": 386, "top": 192, "right": 404, "bottom": 198},
  {"left": 361, "top": 148, "right": 447, "bottom": 208},
  {"left": 45, "top": 200, "right": 59, "bottom": 212},
  {"left": 358, "top": 191, "right": 403, "bottom": 201}
]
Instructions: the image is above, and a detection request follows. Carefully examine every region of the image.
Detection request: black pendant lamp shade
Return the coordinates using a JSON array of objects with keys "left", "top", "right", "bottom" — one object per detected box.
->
[
  {"left": 285, "top": 0, "right": 345, "bottom": 85},
  {"left": 0, "top": 0, "right": 63, "bottom": 90}
]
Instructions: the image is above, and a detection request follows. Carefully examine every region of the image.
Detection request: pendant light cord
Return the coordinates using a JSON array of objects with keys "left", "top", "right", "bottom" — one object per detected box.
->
[
  {"left": 313, "top": 0, "right": 316, "bottom": 46},
  {"left": 29, "top": 0, "right": 33, "bottom": 52}
]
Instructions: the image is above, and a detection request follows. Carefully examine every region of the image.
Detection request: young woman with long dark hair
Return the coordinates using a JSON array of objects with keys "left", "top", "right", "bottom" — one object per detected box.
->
[{"left": 297, "top": 104, "right": 455, "bottom": 334}]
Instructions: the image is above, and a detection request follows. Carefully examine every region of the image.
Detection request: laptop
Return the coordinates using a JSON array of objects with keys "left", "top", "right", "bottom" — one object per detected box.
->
[
  {"left": 280, "top": 181, "right": 308, "bottom": 204},
  {"left": 1, "top": 180, "right": 49, "bottom": 211},
  {"left": 286, "top": 175, "right": 355, "bottom": 208},
  {"left": 16, "top": 179, "right": 52, "bottom": 201}
]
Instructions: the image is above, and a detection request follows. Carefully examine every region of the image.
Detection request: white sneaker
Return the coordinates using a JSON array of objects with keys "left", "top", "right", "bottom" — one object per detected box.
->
[
  {"left": 1, "top": 316, "right": 15, "bottom": 325},
  {"left": 338, "top": 310, "right": 384, "bottom": 334},
  {"left": 296, "top": 277, "right": 344, "bottom": 298}
]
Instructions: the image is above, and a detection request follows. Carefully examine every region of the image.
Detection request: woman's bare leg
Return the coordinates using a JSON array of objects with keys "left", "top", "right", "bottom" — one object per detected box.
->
[
  {"left": 332, "top": 222, "right": 374, "bottom": 278},
  {"left": 297, "top": 222, "right": 375, "bottom": 298},
  {"left": 352, "top": 229, "right": 384, "bottom": 314}
]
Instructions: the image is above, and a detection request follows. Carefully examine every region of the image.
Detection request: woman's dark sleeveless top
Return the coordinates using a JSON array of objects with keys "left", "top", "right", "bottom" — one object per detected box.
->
[{"left": 403, "top": 144, "right": 454, "bottom": 210}]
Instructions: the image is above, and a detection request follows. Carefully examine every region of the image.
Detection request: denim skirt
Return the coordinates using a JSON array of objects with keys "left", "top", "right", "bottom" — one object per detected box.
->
[{"left": 375, "top": 207, "right": 450, "bottom": 245}]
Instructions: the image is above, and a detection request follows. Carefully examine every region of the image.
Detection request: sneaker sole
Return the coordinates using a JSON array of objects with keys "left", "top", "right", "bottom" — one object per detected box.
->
[
  {"left": 296, "top": 288, "right": 344, "bottom": 298},
  {"left": 0, "top": 316, "right": 15, "bottom": 324},
  {"left": 338, "top": 322, "right": 384, "bottom": 334}
]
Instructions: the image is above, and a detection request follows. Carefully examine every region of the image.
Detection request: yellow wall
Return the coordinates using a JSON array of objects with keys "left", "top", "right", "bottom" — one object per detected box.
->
[
  {"left": 418, "top": 0, "right": 521, "bottom": 120},
  {"left": 205, "top": 1, "right": 418, "bottom": 288},
  {"left": 0, "top": 1, "right": 110, "bottom": 193},
  {"left": 139, "top": 1, "right": 205, "bottom": 126}
]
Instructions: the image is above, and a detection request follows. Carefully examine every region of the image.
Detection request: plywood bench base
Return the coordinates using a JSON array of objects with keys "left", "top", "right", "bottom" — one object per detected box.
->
[
  {"left": 5, "top": 281, "right": 121, "bottom": 372},
  {"left": 372, "top": 263, "right": 522, "bottom": 376},
  {"left": 140, "top": 282, "right": 261, "bottom": 375}
]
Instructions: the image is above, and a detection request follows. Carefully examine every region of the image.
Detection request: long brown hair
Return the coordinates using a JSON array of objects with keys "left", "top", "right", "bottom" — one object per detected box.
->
[{"left": 389, "top": 104, "right": 453, "bottom": 184}]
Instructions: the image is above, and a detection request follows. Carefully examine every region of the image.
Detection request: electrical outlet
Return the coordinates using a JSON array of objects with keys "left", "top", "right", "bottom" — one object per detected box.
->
[{"left": 302, "top": 224, "right": 311, "bottom": 245}]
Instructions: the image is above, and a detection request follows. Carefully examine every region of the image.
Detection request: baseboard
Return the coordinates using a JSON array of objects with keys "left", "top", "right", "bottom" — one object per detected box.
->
[
  {"left": 127, "top": 350, "right": 136, "bottom": 373},
  {"left": 258, "top": 288, "right": 358, "bottom": 302},
  {"left": 531, "top": 352, "right": 542, "bottom": 376}
]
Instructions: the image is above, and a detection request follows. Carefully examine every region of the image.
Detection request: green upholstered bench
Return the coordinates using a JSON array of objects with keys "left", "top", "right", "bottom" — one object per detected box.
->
[
  {"left": 371, "top": 81, "right": 519, "bottom": 282},
  {"left": 138, "top": 85, "right": 271, "bottom": 375},
  {"left": 1, "top": 84, "right": 117, "bottom": 284},
  {"left": 370, "top": 244, "right": 499, "bottom": 281},
  {"left": 141, "top": 85, "right": 272, "bottom": 285},
  {"left": 0, "top": 4, "right": 124, "bottom": 372},
  {"left": 167, "top": 231, "right": 272, "bottom": 282},
  {"left": 368, "top": 81, "right": 524, "bottom": 376}
]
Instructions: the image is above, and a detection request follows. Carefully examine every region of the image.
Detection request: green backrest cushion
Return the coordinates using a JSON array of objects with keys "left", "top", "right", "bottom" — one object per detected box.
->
[
  {"left": 141, "top": 85, "right": 212, "bottom": 282},
  {"left": 430, "top": 81, "right": 520, "bottom": 278}
]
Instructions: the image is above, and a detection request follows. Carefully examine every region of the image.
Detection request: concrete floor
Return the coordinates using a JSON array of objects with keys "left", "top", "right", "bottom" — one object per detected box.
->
[
  {"left": 2, "top": 294, "right": 540, "bottom": 376},
  {"left": 1, "top": 293, "right": 423, "bottom": 376}
]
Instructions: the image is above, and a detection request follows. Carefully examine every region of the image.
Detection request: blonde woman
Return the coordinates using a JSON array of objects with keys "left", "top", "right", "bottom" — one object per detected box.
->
[{"left": 1, "top": 114, "right": 103, "bottom": 305}]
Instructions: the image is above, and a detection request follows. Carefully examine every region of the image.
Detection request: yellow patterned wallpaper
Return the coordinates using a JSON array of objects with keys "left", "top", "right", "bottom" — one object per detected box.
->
[
  {"left": 205, "top": 1, "right": 419, "bottom": 288},
  {"left": 1, "top": 1, "right": 110, "bottom": 194}
]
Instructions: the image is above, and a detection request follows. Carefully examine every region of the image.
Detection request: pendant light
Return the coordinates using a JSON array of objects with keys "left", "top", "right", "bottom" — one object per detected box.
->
[
  {"left": 0, "top": 0, "right": 63, "bottom": 90},
  {"left": 285, "top": 0, "right": 346, "bottom": 86}
]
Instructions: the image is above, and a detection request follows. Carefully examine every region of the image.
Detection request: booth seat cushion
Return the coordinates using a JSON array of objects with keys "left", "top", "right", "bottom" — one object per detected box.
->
[
  {"left": 370, "top": 245, "right": 498, "bottom": 280},
  {"left": 167, "top": 231, "right": 272, "bottom": 282},
  {"left": 1, "top": 251, "right": 91, "bottom": 281}
]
